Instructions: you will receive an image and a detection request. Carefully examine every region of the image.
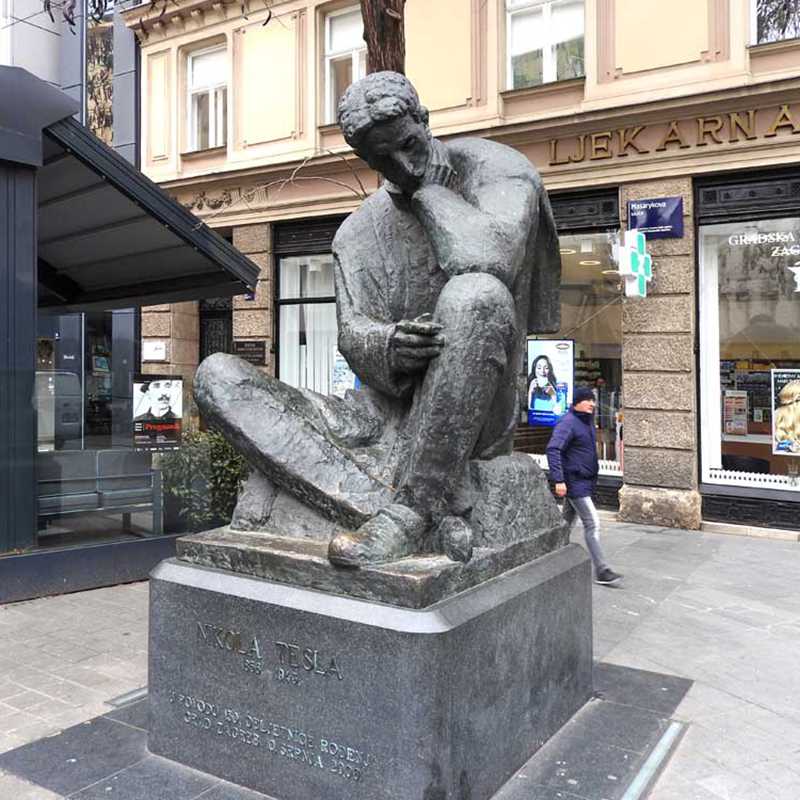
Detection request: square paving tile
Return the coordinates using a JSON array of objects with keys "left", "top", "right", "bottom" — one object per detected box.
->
[
  {"left": 0, "top": 716, "right": 146, "bottom": 796},
  {"left": 68, "top": 754, "right": 217, "bottom": 800},
  {"left": 593, "top": 662, "right": 692, "bottom": 716}
]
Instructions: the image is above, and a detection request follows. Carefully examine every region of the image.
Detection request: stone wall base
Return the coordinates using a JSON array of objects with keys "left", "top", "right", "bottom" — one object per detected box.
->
[{"left": 618, "top": 485, "right": 702, "bottom": 530}]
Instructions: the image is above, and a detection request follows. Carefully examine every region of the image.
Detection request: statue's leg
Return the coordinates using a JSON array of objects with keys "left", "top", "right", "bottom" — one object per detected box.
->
[
  {"left": 395, "top": 272, "right": 517, "bottom": 516},
  {"left": 328, "top": 273, "right": 516, "bottom": 566},
  {"left": 194, "top": 353, "right": 394, "bottom": 529}
]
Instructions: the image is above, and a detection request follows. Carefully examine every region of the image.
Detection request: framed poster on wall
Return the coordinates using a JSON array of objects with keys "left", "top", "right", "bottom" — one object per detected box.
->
[
  {"left": 527, "top": 340, "right": 574, "bottom": 427},
  {"left": 772, "top": 369, "right": 800, "bottom": 456},
  {"left": 133, "top": 375, "right": 183, "bottom": 450}
]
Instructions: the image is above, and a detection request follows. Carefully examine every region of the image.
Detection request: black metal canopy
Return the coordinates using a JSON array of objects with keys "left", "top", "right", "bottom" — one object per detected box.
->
[{"left": 37, "top": 117, "right": 259, "bottom": 311}]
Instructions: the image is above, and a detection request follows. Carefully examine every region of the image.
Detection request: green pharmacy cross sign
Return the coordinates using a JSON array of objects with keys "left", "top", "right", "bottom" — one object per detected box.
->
[{"left": 615, "top": 230, "right": 653, "bottom": 298}]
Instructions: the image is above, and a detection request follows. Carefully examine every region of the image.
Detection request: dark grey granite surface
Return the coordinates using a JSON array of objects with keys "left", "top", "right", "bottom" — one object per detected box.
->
[{"left": 148, "top": 545, "right": 593, "bottom": 800}]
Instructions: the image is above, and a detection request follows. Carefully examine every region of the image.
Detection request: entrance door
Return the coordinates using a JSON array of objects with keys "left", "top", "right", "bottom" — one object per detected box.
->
[{"left": 199, "top": 297, "right": 233, "bottom": 362}]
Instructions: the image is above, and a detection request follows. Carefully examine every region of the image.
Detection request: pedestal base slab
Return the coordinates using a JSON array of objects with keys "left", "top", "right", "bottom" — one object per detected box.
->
[{"left": 148, "top": 544, "right": 593, "bottom": 800}]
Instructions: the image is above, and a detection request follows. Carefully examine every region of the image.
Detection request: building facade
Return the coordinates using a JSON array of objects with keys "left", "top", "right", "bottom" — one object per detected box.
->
[{"left": 123, "top": 0, "right": 800, "bottom": 532}]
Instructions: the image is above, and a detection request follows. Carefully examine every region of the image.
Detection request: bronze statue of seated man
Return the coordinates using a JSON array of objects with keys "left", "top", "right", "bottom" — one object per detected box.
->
[{"left": 195, "top": 71, "right": 561, "bottom": 568}]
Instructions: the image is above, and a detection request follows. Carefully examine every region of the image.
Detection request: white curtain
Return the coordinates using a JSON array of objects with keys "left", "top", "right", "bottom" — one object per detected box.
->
[{"left": 279, "top": 258, "right": 301, "bottom": 388}]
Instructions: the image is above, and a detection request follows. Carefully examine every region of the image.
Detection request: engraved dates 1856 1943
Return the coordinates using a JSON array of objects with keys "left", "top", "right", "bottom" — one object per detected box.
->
[{"left": 196, "top": 621, "right": 344, "bottom": 685}]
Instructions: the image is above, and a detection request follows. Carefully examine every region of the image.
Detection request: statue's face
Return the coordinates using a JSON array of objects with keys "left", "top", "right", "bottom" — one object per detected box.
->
[{"left": 356, "top": 113, "right": 430, "bottom": 196}]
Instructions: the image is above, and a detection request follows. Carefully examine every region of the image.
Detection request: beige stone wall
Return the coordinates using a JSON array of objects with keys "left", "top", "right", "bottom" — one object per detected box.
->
[
  {"left": 232, "top": 223, "right": 275, "bottom": 376},
  {"left": 618, "top": 177, "right": 701, "bottom": 529}
]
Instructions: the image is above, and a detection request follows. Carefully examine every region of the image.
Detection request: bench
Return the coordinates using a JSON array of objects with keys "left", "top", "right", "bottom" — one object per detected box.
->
[{"left": 37, "top": 449, "right": 163, "bottom": 536}]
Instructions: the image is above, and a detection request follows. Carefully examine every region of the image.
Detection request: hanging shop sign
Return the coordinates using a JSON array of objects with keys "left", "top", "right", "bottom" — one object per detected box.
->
[
  {"left": 614, "top": 230, "right": 653, "bottom": 298},
  {"left": 133, "top": 375, "right": 183, "bottom": 450},
  {"left": 527, "top": 340, "right": 573, "bottom": 427},
  {"left": 233, "top": 340, "right": 267, "bottom": 366},
  {"left": 771, "top": 369, "right": 800, "bottom": 456},
  {"left": 627, "top": 197, "right": 683, "bottom": 239}
]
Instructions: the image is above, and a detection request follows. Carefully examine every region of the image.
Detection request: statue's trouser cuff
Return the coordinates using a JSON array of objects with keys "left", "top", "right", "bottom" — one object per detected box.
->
[{"left": 395, "top": 272, "right": 517, "bottom": 521}]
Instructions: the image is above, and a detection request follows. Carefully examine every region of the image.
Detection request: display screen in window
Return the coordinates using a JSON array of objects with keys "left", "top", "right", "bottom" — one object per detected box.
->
[{"left": 700, "top": 217, "right": 800, "bottom": 480}]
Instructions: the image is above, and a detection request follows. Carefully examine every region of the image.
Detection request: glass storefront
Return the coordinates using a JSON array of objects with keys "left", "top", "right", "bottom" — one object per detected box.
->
[
  {"left": 700, "top": 217, "right": 800, "bottom": 490},
  {"left": 35, "top": 309, "right": 160, "bottom": 547},
  {"left": 524, "top": 230, "right": 624, "bottom": 474},
  {"left": 34, "top": 306, "right": 247, "bottom": 550}
]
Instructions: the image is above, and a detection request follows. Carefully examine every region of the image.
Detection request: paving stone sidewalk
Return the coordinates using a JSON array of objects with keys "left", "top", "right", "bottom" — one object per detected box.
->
[{"left": 0, "top": 521, "right": 799, "bottom": 799}]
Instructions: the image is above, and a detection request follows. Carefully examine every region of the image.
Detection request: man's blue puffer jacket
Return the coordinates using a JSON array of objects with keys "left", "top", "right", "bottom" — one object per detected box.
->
[{"left": 545, "top": 408, "right": 599, "bottom": 499}]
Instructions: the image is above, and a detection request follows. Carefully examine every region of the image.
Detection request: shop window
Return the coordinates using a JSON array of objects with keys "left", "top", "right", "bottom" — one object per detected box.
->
[
  {"left": 35, "top": 310, "right": 165, "bottom": 547},
  {"left": 523, "top": 232, "right": 624, "bottom": 475},
  {"left": 699, "top": 218, "right": 800, "bottom": 490},
  {"left": 506, "top": 0, "right": 584, "bottom": 90},
  {"left": 277, "top": 254, "right": 339, "bottom": 394},
  {"left": 34, "top": 306, "right": 243, "bottom": 549},
  {"left": 324, "top": 6, "right": 366, "bottom": 124},
  {"left": 188, "top": 45, "right": 228, "bottom": 151},
  {"left": 752, "top": 0, "right": 800, "bottom": 45}
]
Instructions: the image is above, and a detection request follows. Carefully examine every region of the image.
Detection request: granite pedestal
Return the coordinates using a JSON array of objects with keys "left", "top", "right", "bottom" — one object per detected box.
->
[{"left": 148, "top": 544, "right": 593, "bottom": 800}]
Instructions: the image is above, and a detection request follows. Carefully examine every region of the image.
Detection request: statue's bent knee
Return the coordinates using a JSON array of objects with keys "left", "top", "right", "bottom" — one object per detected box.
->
[{"left": 435, "top": 273, "right": 515, "bottom": 332}]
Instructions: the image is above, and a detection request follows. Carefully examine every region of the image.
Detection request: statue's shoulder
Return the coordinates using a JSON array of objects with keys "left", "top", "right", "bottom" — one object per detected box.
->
[
  {"left": 332, "top": 188, "right": 391, "bottom": 256},
  {"left": 446, "top": 137, "right": 542, "bottom": 188}
]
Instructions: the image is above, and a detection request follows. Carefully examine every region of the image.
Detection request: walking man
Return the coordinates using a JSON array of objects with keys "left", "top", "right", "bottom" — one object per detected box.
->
[{"left": 546, "top": 386, "right": 623, "bottom": 586}]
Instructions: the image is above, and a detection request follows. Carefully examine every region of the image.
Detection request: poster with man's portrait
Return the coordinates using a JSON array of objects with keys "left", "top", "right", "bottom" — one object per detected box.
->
[
  {"left": 133, "top": 376, "right": 183, "bottom": 449},
  {"left": 527, "top": 340, "right": 574, "bottom": 427},
  {"left": 772, "top": 369, "right": 800, "bottom": 456}
]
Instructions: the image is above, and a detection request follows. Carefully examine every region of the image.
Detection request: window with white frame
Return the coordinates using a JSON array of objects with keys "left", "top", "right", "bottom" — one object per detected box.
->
[
  {"left": 187, "top": 46, "right": 227, "bottom": 151},
  {"left": 324, "top": 6, "right": 366, "bottom": 124},
  {"left": 752, "top": 0, "right": 800, "bottom": 45},
  {"left": 506, "top": 0, "right": 584, "bottom": 90}
]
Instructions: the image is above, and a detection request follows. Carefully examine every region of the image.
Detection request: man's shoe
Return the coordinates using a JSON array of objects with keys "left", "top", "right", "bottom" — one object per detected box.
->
[
  {"left": 328, "top": 503, "right": 425, "bottom": 568},
  {"left": 595, "top": 568, "right": 623, "bottom": 587}
]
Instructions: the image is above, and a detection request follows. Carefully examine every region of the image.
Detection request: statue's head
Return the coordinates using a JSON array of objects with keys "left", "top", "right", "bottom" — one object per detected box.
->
[{"left": 338, "top": 71, "right": 431, "bottom": 196}]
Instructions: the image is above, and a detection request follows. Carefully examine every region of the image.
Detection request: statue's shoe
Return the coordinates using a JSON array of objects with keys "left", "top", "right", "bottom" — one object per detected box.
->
[
  {"left": 328, "top": 503, "right": 425, "bottom": 568},
  {"left": 436, "top": 516, "right": 473, "bottom": 563}
]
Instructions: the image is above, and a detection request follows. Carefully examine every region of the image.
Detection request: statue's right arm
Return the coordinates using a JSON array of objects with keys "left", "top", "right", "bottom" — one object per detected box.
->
[{"left": 333, "top": 252, "right": 415, "bottom": 400}]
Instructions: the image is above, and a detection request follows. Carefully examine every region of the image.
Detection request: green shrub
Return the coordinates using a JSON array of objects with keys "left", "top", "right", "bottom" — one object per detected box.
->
[{"left": 160, "top": 430, "right": 248, "bottom": 532}]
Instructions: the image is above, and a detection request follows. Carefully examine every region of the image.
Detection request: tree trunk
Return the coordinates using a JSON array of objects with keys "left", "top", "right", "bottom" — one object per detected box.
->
[{"left": 360, "top": 0, "right": 406, "bottom": 74}]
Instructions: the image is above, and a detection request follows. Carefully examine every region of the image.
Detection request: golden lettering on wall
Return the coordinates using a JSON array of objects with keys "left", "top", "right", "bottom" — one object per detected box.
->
[{"left": 548, "top": 106, "right": 800, "bottom": 166}]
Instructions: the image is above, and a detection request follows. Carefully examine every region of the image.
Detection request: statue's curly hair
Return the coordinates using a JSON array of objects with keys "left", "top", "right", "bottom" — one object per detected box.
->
[{"left": 337, "top": 71, "right": 429, "bottom": 149}]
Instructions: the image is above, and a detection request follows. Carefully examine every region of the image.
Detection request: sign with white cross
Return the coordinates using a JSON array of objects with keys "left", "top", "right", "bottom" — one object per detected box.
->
[{"left": 614, "top": 229, "right": 653, "bottom": 298}]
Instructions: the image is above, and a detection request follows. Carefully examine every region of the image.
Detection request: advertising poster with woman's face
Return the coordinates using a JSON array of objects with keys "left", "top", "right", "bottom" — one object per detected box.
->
[
  {"left": 133, "top": 376, "right": 183, "bottom": 449},
  {"left": 527, "top": 340, "right": 574, "bottom": 427},
  {"left": 772, "top": 370, "right": 800, "bottom": 456}
]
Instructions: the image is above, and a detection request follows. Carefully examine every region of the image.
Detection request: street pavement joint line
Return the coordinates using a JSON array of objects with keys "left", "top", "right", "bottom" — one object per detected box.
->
[{"left": 620, "top": 720, "right": 685, "bottom": 800}]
